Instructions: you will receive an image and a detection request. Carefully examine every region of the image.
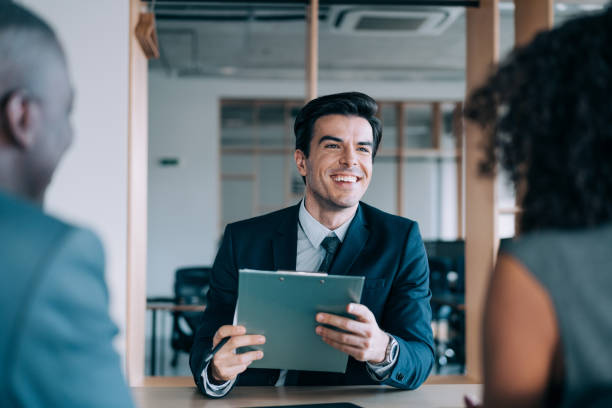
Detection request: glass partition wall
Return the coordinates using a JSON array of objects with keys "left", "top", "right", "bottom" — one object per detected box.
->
[
  {"left": 220, "top": 100, "right": 464, "bottom": 238},
  {"left": 221, "top": 101, "right": 304, "bottom": 226}
]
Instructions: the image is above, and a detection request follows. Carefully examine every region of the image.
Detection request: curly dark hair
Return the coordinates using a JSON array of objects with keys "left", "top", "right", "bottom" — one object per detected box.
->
[{"left": 465, "top": 7, "right": 612, "bottom": 233}]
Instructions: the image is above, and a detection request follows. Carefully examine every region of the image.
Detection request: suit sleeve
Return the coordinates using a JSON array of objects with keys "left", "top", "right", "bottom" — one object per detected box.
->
[
  {"left": 190, "top": 224, "right": 239, "bottom": 397},
  {"left": 8, "top": 228, "right": 134, "bottom": 408},
  {"left": 380, "top": 221, "right": 435, "bottom": 389}
]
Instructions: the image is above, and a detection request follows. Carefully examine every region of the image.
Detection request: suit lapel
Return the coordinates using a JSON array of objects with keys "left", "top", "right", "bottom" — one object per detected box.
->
[
  {"left": 329, "top": 204, "right": 369, "bottom": 276},
  {"left": 272, "top": 203, "right": 299, "bottom": 271}
]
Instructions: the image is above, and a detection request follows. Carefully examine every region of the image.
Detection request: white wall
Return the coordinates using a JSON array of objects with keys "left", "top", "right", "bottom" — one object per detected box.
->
[
  {"left": 20, "top": 0, "right": 130, "bottom": 359},
  {"left": 148, "top": 71, "right": 465, "bottom": 297},
  {"left": 147, "top": 76, "right": 218, "bottom": 296}
]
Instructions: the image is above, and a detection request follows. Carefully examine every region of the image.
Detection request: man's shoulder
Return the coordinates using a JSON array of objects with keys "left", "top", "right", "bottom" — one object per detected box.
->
[
  {"left": 0, "top": 190, "right": 72, "bottom": 243},
  {"left": 0, "top": 191, "right": 101, "bottom": 277},
  {"left": 226, "top": 203, "right": 299, "bottom": 233},
  {"left": 0, "top": 193, "right": 105, "bottom": 369}
]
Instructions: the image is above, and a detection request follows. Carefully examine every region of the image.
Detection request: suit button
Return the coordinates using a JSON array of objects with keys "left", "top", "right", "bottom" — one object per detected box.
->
[{"left": 396, "top": 373, "right": 404, "bottom": 381}]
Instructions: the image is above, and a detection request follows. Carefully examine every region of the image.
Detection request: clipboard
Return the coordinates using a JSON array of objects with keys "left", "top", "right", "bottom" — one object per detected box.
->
[{"left": 236, "top": 269, "right": 365, "bottom": 373}]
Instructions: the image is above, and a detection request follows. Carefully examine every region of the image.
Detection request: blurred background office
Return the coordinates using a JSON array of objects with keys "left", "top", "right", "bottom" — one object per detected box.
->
[
  {"left": 143, "top": 0, "right": 606, "bottom": 378},
  {"left": 15, "top": 0, "right": 608, "bottom": 385}
]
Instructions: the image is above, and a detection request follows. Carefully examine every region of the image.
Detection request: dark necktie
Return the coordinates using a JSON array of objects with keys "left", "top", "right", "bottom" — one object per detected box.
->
[
  {"left": 318, "top": 235, "right": 341, "bottom": 273},
  {"left": 284, "top": 234, "right": 341, "bottom": 386}
]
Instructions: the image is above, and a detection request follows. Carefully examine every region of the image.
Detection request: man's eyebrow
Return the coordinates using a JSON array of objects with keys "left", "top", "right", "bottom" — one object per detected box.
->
[
  {"left": 318, "top": 135, "right": 343, "bottom": 144},
  {"left": 318, "top": 136, "right": 373, "bottom": 147}
]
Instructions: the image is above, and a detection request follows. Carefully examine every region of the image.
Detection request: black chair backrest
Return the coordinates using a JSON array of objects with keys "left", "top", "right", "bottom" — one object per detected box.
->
[
  {"left": 428, "top": 256, "right": 453, "bottom": 293},
  {"left": 425, "top": 240, "right": 465, "bottom": 293},
  {"left": 169, "top": 267, "right": 211, "bottom": 359},
  {"left": 174, "top": 267, "right": 211, "bottom": 306}
]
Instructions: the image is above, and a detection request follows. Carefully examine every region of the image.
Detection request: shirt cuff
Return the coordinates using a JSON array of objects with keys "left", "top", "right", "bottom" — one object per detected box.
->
[
  {"left": 201, "top": 362, "right": 235, "bottom": 397},
  {"left": 366, "top": 334, "right": 399, "bottom": 381}
]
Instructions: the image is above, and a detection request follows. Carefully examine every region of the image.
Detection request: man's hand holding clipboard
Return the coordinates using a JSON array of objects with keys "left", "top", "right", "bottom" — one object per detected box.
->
[
  {"left": 208, "top": 325, "right": 266, "bottom": 383},
  {"left": 315, "top": 303, "right": 390, "bottom": 364}
]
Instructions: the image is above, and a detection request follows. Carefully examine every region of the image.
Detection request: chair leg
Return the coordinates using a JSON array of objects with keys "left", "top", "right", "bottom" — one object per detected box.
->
[{"left": 170, "top": 351, "right": 179, "bottom": 368}]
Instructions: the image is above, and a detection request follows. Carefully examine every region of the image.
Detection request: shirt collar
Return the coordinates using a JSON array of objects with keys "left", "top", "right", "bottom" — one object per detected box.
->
[{"left": 298, "top": 198, "right": 355, "bottom": 248}]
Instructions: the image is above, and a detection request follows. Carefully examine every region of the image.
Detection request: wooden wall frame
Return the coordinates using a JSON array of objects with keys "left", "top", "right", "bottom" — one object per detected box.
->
[
  {"left": 306, "top": 0, "right": 319, "bottom": 101},
  {"left": 464, "top": 0, "right": 499, "bottom": 383},
  {"left": 462, "top": 0, "right": 554, "bottom": 383},
  {"left": 396, "top": 103, "right": 405, "bottom": 217},
  {"left": 219, "top": 99, "right": 462, "bottom": 230},
  {"left": 515, "top": 0, "right": 553, "bottom": 47},
  {"left": 127, "top": 0, "right": 149, "bottom": 386}
]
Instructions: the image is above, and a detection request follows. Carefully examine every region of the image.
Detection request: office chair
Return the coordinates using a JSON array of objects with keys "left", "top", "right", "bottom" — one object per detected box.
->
[
  {"left": 425, "top": 240, "right": 465, "bottom": 293},
  {"left": 170, "top": 266, "right": 211, "bottom": 368},
  {"left": 428, "top": 256, "right": 453, "bottom": 294},
  {"left": 428, "top": 255, "right": 466, "bottom": 375}
]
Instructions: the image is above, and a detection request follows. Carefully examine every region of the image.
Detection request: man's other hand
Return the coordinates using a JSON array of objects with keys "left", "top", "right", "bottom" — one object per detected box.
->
[
  {"left": 315, "top": 303, "right": 389, "bottom": 364},
  {"left": 210, "top": 325, "right": 265, "bottom": 382}
]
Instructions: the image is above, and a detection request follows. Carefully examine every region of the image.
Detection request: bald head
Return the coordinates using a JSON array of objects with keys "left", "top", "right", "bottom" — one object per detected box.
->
[
  {"left": 0, "top": 2, "right": 74, "bottom": 204},
  {"left": 0, "top": 2, "right": 66, "bottom": 94}
]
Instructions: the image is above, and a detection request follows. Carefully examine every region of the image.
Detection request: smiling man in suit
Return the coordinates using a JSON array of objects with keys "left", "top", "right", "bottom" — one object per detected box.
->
[{"left": 191, "top": 92, "right": 434, "bottom": 397}]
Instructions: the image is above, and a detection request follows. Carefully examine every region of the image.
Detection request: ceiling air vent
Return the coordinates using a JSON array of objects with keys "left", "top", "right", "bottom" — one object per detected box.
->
[{"left": 330, "top": 7, "right": 463, "bottom": 36}]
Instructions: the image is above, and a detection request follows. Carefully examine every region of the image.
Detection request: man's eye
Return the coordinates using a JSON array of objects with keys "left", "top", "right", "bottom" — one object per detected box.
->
[
  {"left": 325, "top": 143, "right": 340, "bottom": 149},
  {"left": 358, "top": 147, "right": 371, "bottom": 153}
]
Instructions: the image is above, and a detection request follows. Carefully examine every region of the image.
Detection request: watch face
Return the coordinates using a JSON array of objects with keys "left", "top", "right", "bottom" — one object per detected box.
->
[
  {"left": 386, "top": 336, "right": 399, "bottom": 364},
  {"left": 390, "top": 340, "right": 399, "bottom": 358}
]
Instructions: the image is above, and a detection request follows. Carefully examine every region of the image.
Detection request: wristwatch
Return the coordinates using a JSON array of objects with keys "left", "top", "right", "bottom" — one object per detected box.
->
[{"left": 374, "top": 333, "right": 399, "bottom": 366}]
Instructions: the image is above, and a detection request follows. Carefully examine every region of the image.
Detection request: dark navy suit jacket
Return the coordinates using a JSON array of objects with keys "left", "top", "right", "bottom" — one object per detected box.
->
[{"left": 190, "top": 201, "right": 434, "bottom": 396}]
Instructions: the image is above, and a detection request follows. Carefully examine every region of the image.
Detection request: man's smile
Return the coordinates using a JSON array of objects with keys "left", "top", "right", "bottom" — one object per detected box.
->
[{"left": 330, "top": 173, "right": 362, "bottom": 184}]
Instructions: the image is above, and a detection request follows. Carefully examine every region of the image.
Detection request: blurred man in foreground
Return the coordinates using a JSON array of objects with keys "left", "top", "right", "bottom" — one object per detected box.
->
[{"left": 0, "top": 3, "right": 133, "bottom": 407}]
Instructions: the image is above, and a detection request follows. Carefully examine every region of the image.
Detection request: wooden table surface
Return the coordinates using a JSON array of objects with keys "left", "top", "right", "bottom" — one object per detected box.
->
[{"left": 132, "top": 384, "right": 482, "bottom": 407}]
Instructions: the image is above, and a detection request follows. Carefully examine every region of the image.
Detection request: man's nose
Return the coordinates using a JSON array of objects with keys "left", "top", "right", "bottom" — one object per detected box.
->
[{"left": 339, "top": 147, "right": 357, "bottom": 166}]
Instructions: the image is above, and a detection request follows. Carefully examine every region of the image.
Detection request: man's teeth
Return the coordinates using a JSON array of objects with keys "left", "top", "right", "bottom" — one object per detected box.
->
[{"left": 332, "top": 175, "right": 357, "bottom": 182}]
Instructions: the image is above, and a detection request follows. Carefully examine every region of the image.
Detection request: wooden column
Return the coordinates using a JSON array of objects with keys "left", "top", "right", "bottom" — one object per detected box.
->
[
  {"left": 514, "top": 0, "right": 553, "bottom": 47},
  {"left": 127, "top": 0, "right": 148, "bottom": 386},
  {"left": 513, "top": 0, "right": 553, "bottom": 233},
  {"left": 396, "top": 103, "right": 405, "bottom": 216},
  {"left": 465, "top": 0, "right": 499, "bottom": 383},
  {"left": 283, "top": 102, "right": 293, "bottom": 205},
  {"left": 453, "top": 102, "right": 464, "bottom": 239},
  {"left": 431, "top": 102, "right": 442, "bottom": 150},
  {"left": 306, "top": 0, "right": 319, "bottom": 101}
]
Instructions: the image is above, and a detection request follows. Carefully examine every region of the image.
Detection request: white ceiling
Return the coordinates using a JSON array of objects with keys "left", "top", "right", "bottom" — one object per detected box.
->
[{"left": 149, "top": 1, "right": 609, "bottom": 81}]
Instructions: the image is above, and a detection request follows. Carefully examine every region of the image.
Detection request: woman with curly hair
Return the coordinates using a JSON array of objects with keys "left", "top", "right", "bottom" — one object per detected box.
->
[{"left": 464, "top": 6, "right": 612, "bottom": 408}]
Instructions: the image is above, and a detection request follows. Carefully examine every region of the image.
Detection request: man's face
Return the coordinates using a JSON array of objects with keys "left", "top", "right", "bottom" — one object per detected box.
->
[{"left": 295, "top": 114, "right": 373, "bottom": 212}]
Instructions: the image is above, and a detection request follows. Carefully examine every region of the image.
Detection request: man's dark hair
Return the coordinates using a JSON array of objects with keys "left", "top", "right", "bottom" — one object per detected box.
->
[
  {"left": 294, "top": 92, "right": 383, "bottom": 158},
  {"left": 464, "top": 7, "right": 612, "bottom": 233}
]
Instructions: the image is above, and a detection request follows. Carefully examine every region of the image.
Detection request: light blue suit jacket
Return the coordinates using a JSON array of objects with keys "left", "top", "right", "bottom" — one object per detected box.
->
[{"left": 0, "top": 191, "right": 133, "bottom": 407}]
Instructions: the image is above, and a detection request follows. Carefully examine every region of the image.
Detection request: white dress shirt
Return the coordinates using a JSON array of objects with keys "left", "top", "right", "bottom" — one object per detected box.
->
[{"left": 202, "top": 200, "right": 398, "bottom": 396}]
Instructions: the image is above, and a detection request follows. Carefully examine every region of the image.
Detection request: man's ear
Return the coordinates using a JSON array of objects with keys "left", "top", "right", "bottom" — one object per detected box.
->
[
  {"left": 2, "top": 90, "right": 39, "bottom": 150},
  {"left": 294, "top": 149, "right": 308, "bottom": 177}
]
